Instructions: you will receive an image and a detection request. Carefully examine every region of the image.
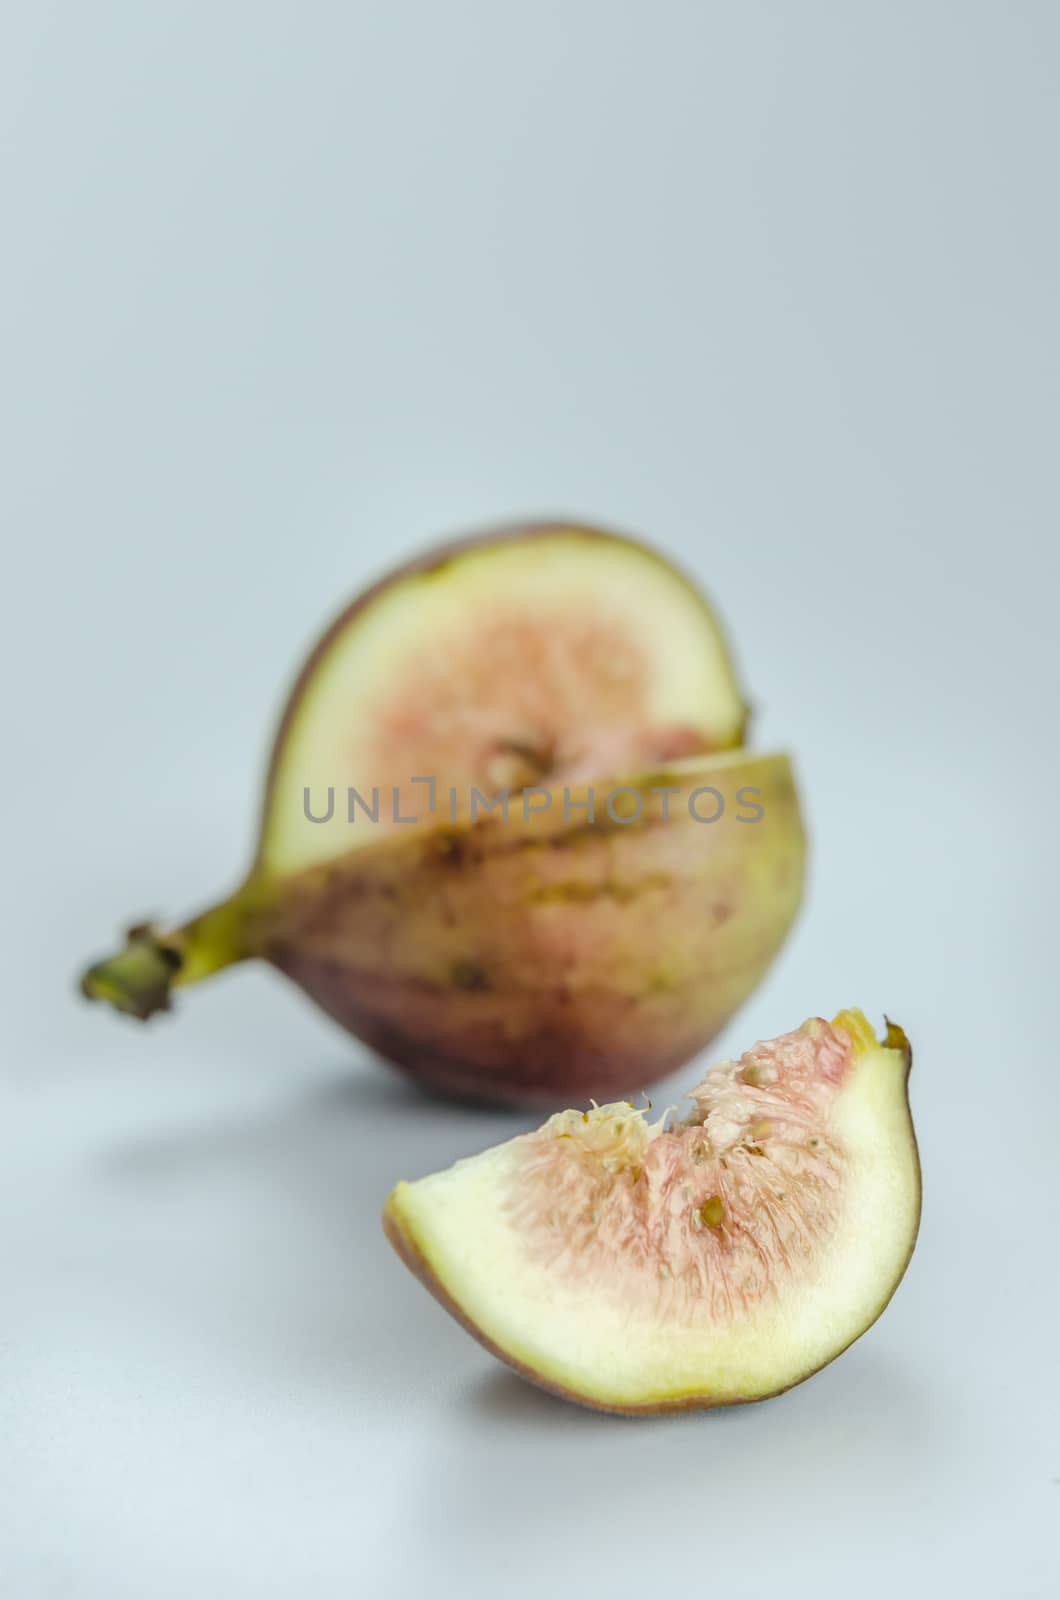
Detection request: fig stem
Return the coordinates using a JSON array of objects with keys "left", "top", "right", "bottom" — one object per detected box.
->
[
  {"left": 80, "top": 936, "right": 181, "bottom": 1019},
  {"left": 78, "top": 893, "right": 251, "bottom": 1021}
]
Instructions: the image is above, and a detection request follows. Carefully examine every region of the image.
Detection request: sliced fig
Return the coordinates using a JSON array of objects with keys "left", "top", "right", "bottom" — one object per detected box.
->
[
  {"left": 79, "top": 521, "right": 801, "bottom": 1107},
  {"left": 260, "top": 521, "right": 749, "bottom": 873},
  {"left": 384, "top": 1010, "right": 920, "bottom": 1412}
]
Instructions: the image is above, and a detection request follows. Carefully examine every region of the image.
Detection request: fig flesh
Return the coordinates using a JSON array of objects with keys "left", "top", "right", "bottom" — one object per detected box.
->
[
  {"left": 79, "top": 522, "right": 805, "bottom": 1106},
  {"left": 384, "top": 1010, "right": 920, "bottom": 1412},
  {"left": 258, "top": 521, "right": 750, "bottom": 875}
]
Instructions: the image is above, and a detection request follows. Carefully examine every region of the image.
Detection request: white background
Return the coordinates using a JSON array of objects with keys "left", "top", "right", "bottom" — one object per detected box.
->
[{"left": 2, "top": 4, "right": 1058, "bottom": 1596}]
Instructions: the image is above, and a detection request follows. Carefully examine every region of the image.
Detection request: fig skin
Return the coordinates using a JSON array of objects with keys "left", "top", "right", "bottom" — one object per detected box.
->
[
  {"left": 78, "top": 520, "right": 804, "bottom": 1106},
  {"left": 81, "top": 749, "right": 803, "bottom": 1107},
  {"left": 257, "top": 752, "right": 804, "bottom": 1106}
]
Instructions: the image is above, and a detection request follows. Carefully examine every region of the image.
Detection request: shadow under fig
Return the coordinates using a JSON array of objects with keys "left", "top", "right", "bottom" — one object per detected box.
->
[
  {"left": 397, "top": 1343, "right": 939, "bottom": 1543},
  {"left": 96, "top": 1061, "right": 532, "bottom": 1398}
]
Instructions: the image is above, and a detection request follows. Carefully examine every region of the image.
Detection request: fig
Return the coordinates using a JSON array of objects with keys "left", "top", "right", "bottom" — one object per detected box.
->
[
  {"left": 384, "top": 1010, "right": 920, "bottom": 1412},
  {"left": 79, "top": 522, "right": 805, "bottom": 1105}
]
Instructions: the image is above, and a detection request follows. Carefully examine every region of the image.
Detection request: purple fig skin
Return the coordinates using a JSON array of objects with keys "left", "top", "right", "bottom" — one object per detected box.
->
[{"left": 251, "top": 754, "right": 804, "bottom": 1107}]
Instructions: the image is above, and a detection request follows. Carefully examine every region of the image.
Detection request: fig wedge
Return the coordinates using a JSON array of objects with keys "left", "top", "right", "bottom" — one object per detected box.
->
[{"left": 384, "top": 1010, "right": 920, "bottom": 1411}]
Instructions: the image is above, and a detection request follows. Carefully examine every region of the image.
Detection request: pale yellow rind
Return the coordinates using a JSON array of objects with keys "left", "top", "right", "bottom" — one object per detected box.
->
[{"left": 384, "top": 1027, "right": 918, "bottom": 1410}]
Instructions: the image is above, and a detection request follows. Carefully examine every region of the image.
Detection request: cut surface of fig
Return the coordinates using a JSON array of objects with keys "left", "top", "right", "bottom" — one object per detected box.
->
[
  {"left": 384, "top": 1010, "right": 920, "bottom": 1413},
  {"left": 261, "top": 523, "right": 748, "bottom": 873}
]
